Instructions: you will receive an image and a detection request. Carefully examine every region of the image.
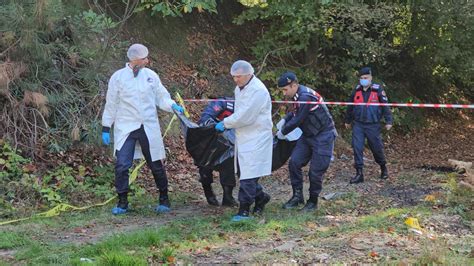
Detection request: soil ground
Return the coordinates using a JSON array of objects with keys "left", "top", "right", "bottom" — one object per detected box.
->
[{"left": 1, "top": 117, "right": 472, "bottom": 264}]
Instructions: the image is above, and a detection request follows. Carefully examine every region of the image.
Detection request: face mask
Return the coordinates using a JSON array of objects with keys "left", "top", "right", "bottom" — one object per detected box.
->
[
  {"left": 133, "top": 65, "right": 142, "bottom": 77},
  {"left": 360, "top": 79, "right": 371, "bottom": 87}
]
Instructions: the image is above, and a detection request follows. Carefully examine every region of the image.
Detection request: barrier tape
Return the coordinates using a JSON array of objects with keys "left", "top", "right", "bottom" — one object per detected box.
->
[
  {"left": 0, "top": 93, "right": 188, "bottom": 226},
  {"left": 183, "top": 98, "right": 474, "bottom": 109},
  {"left": 0, "top": 162, "right": 141, "bottom": 226}
]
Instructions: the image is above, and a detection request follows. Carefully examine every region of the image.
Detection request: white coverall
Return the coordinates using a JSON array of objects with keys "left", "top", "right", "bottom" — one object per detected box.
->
[
  {"left": 223, "top": 76, "right": 273, "bottom": 180},
  {"left": 102, "top": 64, "right": 176, "bottom": 161}
]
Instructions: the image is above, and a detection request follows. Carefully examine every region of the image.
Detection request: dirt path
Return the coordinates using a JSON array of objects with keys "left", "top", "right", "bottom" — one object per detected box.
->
[{"left": 1, "top": 118, "right": 472, "bottom": 263}]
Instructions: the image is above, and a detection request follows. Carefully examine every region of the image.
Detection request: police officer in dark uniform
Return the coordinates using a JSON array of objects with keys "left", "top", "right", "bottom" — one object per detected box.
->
[
  {"left": 344, "top": 67, "right": 393, "bottom": 184},
  {"left": 197, "top": 97, "right": 237, "bottom": 206},
  {"left": 277, "top": 72, "right": 337, "bottom": 211}
]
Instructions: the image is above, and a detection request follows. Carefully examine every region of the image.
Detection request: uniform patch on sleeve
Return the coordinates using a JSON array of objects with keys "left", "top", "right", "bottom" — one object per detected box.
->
[{"left": 147, "top": 77, "right": 154, "bottom": 83}]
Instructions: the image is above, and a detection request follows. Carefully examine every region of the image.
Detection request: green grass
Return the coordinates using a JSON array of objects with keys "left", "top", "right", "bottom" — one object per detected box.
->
[
  {"left": 7, "top": 202, "right": 321, "bottom": 264},
  {"left": 0, "top": 231, "right": 30, "bottom": 249},
  {"left": 1, "top": 188, "right": 472, "bottom": 264}
]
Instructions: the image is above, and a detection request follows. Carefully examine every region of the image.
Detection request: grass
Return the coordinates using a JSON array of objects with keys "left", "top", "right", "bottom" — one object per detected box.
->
[
  {"left": 1, "top": 180, "right": 472, "bottom": 264},
  {"left": 0, "top": 231, "right": 30, "bottom": 249},
  {"left": 3, "top": 202, "right": 319, "bottom": 264},
  {"left": 0, "top": 203, "right": 382, "bottom": 263}
]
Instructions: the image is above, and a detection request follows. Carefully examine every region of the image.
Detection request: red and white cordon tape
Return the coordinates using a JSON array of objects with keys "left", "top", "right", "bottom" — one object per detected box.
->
[{"left": 183, "top": 99, "right": 474, "bottom": 109}]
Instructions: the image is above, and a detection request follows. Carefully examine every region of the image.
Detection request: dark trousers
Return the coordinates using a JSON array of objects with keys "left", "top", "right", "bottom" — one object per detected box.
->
[
  {"left": 352, "top": 122, "right": 386, "bottom": 169},
  {"left": 238, "top": 177, "right": 265, "bottom": 205},
  {"left": 115, "top": 125, "right": 168, "bottom": 194},
  {"left": 288, "top": 129, "right": 335, "bottom": 198},
  {"left": 198, "top": 158, "right": 236, "bottom": 187}
]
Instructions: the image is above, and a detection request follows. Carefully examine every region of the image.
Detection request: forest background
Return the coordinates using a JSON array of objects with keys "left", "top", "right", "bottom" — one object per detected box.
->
[{"left": 0, "top": 0, "right": 472, "bottom": 264}]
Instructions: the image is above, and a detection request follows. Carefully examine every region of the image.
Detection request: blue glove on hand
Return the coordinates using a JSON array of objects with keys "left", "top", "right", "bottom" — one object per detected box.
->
[
  {"left": 102, "top": 132, "right": 110, "bottom": 145},
  {"left": 172, "top": 103, "right": 184, "bottom": 113},
  {"left": 215, "top": 121, "right": 225, "bottom": 132}
]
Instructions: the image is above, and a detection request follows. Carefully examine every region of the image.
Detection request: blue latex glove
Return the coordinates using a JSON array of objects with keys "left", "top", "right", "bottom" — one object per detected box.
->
[
  {"left": 171, "top": 103, "right": 184, "bottom": 113},
  {"left": 102, "top": 132, "right": 110, "bottom": 145},
  {"left": 215, "top": 121, "right": 225, "bottom": 132}
]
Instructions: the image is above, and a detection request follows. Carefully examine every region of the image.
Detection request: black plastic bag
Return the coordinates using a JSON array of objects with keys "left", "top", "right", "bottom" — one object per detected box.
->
[
  {"left": 176, "top": 111, "right": 297, "bottom": 171},
  {"left": 272, "top": 137, "right": 297, "bottom": 171},
  {"left": 177, "top": 112, "right": 234, "bottom": 168}
]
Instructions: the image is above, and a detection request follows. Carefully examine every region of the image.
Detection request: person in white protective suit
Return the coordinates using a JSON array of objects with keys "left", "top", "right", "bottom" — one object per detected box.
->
[
  {"left": 214, "top": 60, "right": 273, "bottom": 222},
  {"left": 101, "top": 43, "right": 185, "bottom": 215}
]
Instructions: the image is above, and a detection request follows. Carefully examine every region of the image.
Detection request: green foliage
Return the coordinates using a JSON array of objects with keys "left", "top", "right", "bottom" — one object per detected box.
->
[
  {"left": 401, "top": 2, "right": 474, "bottom": 100},
  {"left": 235, "top": 1, "right": 409, "bottom": 92},
  {"left": 0, "top": 140, "right": 116, "bottom": 217},
  {"left": 0, "top": 141, "right": 40, "bottom": 217},
  {"left": 137, "top": 0, "right": 218, "bottom": 17},
  {"left": 159, "top": 247, "right": 177, "bottom": 264},
  {"left": 0, "top": 142, "right": 30, "bottom": 180},
  {"left": 236, "top": 0, "right": 473, "bottom": 128},
  {"left": 79, "top": 9, "right": 118, "bottom": 33},
  {"left": 0, "top": 0, "right": 123, "bottom": 155},
  {"left": 239, "top": 0, "right": 268, "bottom": 8},
  {"left": 99, "top": 251, "right": 148, "bottom": 266},
  {"left": 446, "top": 173, "right": 473, "bottom": 221}
]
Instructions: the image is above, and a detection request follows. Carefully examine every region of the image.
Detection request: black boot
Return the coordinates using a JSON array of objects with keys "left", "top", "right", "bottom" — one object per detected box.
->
[
  {"left": 350, "top": 168, "right": 364, "bottom": 184},
  {"left": 117, "top": 192, "right": 128, "bottom": 209},
  {"left": 231, "top": 203, "right": 250, "bottom": 222},
  {"left": 253, "top": 192, "right": 271, "bottom": 215},
  {"left": 282, "top": 188, "right": 305, "bottom": 209},
  {"left": 112, "top": 192, "right": 128, "bottom": 215},
  {"left": 202, "top": 184, "right": 219, "bottom": 206},
  {"left": 159, "top": 190, "right": 170, "bottom": 207},
  {"left": 301, "top": 196, "right": 318, "bottom": 212},
  {"left": 155, "top": 189, "right": 171, "bottom": 213},
  {"left": 379, "top": 164, "right": 388, "bottom": 179},
  {"left": 222, "top": 185, "right": 238, "bottom": 207}
]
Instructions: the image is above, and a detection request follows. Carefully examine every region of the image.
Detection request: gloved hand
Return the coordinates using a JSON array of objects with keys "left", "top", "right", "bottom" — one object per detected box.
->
[
  {"left": 276, "top": 130, "right": 286, "bottom": 140},
  {"left": 171, "top": 103, "right": 184, "bottom": 113},
  {"left": 102, "top": 132, "right": 110, "bottom": 145},
  {"left": 276, "top": 119, "right": 286, "bottom": 131},
  {"left": 215, "top": 121, "right": 225, "bottom": 132}
]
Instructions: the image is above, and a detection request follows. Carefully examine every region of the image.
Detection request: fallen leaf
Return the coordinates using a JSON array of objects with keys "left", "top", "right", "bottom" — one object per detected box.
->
[{"left": 424, "top": 195, "right": 436, "bottom": 202}]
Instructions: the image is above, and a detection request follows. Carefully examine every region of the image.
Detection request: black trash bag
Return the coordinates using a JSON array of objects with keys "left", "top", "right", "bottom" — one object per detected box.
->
[
  {"left": 176, "top": 111, "right": 234, "bottom": 168},
  {"left": 176, "top": 111, "right": 298, "bottom": 171},
  {"left": 272, "top": 137, "right": 298, "bottom": 171}
]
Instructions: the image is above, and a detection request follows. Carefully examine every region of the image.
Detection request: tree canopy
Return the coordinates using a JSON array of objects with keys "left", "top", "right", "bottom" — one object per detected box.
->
[{"left": 0, "top": 0, "right": 472, "bottom": 156}]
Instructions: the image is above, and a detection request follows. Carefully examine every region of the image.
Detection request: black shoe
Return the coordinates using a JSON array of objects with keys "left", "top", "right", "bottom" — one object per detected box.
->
[
  {"left": 202, "top": 184, "right": 219, "bottom": 206},
  {"left": 222, "top": 186, "right": 238, "bottom": 207},
  {"left": 207, "top": 196, "right": 219, "bottom": 206},
  {"left": 350, "top": 168, "right": 364, "bottom": 184},
  {"left": 253, "top": 193, "right": 271, "bottom": 215},
  {"left": 301, "top": 197, "right": 318, "bottom": 212},
  {"left": 282, "top": 188, "right": 305, "bottom": 209},
  {"left": 379, "top": 164, "right": 388, "bottom": 179}
]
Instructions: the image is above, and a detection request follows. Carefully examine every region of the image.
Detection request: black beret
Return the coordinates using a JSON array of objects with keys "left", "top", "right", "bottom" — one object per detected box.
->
[
  {"left": 358, "top": 67, "right": 372, "bottom": 76},
  {"left": 277, "top": 72, "right": 297, "bottom": 87}
]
